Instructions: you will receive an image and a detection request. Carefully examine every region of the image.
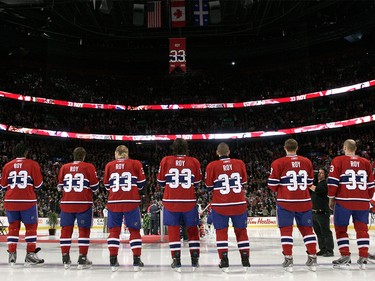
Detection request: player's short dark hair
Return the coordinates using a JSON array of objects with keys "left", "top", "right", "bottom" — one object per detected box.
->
[
  {"left": 13, "top": 142, "right": 29, "bottom": 158},
  {"left": 171, "top": 138, "right": 188, "bottom": 155},
  {"left": 284, "top": 138, "right": 298, "bottom": 152},
  {"left": 73, "top": 147, "right": 86, "bottom": 161}
]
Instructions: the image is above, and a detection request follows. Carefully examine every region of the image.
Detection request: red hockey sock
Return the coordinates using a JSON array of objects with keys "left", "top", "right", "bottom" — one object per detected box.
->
[
  {"left": 187, "top": 226, "right": 200, "bottom": 256},
  {"left": 78, "top": 227, "right": 90, "bottom": 256},
  {"left": 335, "top": 225, "right": 350, "bottom": 256},
  {"left": 234, "top": 228, "right": 250, "bottom": 256},
  {"left": 298, "top": 225, "right": 317, "bottom": 255},
  {"left": 24, "top": 223, "right": 37, "bottom": 253},
  {"left": 7, "top": 221, "right": 21, "bottom": 253},
  {"left": 108, "top": 226, "right": 121, "bottom": 256},
  {"left": 354, "top": 221, "right": 369, "bottom": 258},
  {"left": 216, "top": 228, "right": 228, "bottom": 259},
  {"left": 279, "top": 226, "right": 293, "bottom": 256},
  {"left": 60, "top": 225, "right": 74, "bottom": 254},
  {"left": 129, "top": 228, "right": 142, "bottom": 256},
  {"left": 168, "top": 226, "right": 181, "bottom": 258}
]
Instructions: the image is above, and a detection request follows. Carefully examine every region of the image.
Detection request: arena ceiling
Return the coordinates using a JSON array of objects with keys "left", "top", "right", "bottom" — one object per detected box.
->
[{"left": 0, "top": 0, "right": 375, "bottom": 65}]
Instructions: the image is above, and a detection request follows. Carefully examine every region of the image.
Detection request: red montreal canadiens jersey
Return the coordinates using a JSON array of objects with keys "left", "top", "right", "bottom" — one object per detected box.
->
[
  {"left": 58, "top": 161, "right": 99, "bottom": 213},
  {"left": 268, "top": 155, "right": 314, "bottom": 212},
  {"left": 205, "top": 157, "right": 248, "bottom": 216},
  {"left": 157, "top": 155, "right": 202, "bottom": 212},
  {"left": 103, "top": 158, "right": 146, "bottom": 212},
  {"left": 328, "top": 155, "right": 374, "bottom": 210},
  {"left": 1, "top": 157, "right": 43, "bottom": 211}
]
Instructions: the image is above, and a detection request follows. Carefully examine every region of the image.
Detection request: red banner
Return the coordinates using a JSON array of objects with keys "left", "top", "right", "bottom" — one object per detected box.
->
[
  {"left": 169, "top": 38, "right": 187, "bottom": 73},
  {"left": 171, "top": 0, "right": 186, "bottom": 27}
]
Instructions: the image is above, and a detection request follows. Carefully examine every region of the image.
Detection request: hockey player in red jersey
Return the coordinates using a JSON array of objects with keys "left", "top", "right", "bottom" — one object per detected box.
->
[
  {"left": 328, "top": 139, "right": 375, "bottom": 269},
  {"left": 103, "top": 145, "right": 146, "bottom": 272},
  {"left": 57, "top": 147, "right": 99, "bottom": 269},
  {"left": 157, "top": 138, "right": 202, "bottom": 272},
  {"left": 204, "top": 142, "right": 250, "bottom": 272},
  {"left": 1, "top": 142, "right": 44, "bottom": 266},
  {"left": 267, "top": 138, "right": 317, "bottom": 272},
  {"left": 370, "top": 163, "right": 375, "bottom": 263}
]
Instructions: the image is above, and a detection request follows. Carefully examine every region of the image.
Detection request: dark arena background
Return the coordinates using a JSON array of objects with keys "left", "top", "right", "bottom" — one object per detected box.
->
[{"left": 0, "top": 0, "right": 375, "bottom": 280}]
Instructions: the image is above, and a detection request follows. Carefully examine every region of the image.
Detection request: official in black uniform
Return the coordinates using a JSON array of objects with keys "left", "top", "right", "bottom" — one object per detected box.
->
[{"left": 309, "top": 168, "right": 334, "bottom": 257}]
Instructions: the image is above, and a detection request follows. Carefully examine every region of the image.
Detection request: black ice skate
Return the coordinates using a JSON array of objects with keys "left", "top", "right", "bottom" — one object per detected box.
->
[
  {"left": 219, "top": 252, "right": 229, "bottom": 273},
  {"left": 24, "top": 247, "right": 44, "bottom": 267},
  {"left": 8, "top": 251, "right": 17, "bottom": 266},
  {"left": 282, "top": 255, "right": 293, "bottom": 273},
  {"left": 332, "top": 255, "right": 351, "bottom": 269},
  {"left": 306, "top": 254, "right": 317, "bottom": 272},
  {"left": 171, "top": 251, "right": 181, "bottom": 273},
  {"left": 62, "top": 253, "right": 71, "bottom": 269},
  {"left": 110, "top": 255, "right": 119, "bottom": 272},
  {"left": 191, "top": 250, "right": 199, "bottom": 271},
  {"left": 241, "top": 251, "right": 251, "bottom": 272},
  {"left": 133, "top": 255, "right": 144, "bottom": 272},
  {"left": 357, "top": 257, "right": 368, "bottom": 270},
  {"left": 77, "top": 254, "right": 92, "bottom": 270}
]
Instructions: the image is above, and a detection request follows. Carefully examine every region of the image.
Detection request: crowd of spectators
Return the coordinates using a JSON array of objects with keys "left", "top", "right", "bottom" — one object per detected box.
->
[{"left": 0, "top": 88, "right": 372, "bottom": 135}]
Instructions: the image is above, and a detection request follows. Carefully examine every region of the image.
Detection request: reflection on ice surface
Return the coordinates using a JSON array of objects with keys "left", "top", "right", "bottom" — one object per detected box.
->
[{"left": 0, "top": 227, "right": 374, "bottom": 281}]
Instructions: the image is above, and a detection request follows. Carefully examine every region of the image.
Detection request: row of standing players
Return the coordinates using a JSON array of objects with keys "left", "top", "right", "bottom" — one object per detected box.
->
[{"left": 0, "top": 138, "right": 375, "bottom": 272}]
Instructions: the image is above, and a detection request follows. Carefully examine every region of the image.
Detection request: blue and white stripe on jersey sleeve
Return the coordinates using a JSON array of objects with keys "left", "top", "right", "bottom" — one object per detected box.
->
[
  {"left": 193, "top": 179, "right": 201, "bottom": 189},
  {"left": 307, "top": 177, "right": 314, "bottom": 185},
  {"left": 327, "top": 176, "right": 339, "bottom": 187},
  {"left": 205, "top": 183, "right": 214, "bottom": 191},
  {"left": 34, "top": 181, "right": 43, "bottom": 189},
  {"left": 267, "top": 178, "right": 280, "bottom": 186},
  {"left": 90, "top": 182, "right": 99, "bottom": 192},
  {"left": 157, "top": 179, "right": 166, "bottom": 187},
  {"left": 137, "top": 178, "right": 146, "bottom": 189}
]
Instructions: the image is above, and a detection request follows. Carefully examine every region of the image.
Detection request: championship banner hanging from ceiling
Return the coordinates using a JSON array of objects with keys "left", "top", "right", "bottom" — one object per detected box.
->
[{"left": 169, "top": 38, "right": 186, "bottom": 73}]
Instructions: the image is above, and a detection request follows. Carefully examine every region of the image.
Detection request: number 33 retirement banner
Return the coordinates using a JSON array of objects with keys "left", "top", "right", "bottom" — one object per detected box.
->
[{"left": 169, "top": 38, "right": 186, "bottom": 73}]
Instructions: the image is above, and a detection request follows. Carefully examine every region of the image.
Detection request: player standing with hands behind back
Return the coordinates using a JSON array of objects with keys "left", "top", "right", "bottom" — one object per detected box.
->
[
  {"left": 328, "top": 139, "right": 374, "bottom": 269},
  {"left": 58, "top": 147, "right": 99, "bottom": 270},
  {"left": 204, "top": 142, "right": 250, "bottom": 272},
  {"left": 157, "top": 138, "right": 202, "bottom": 272},
  {"left": 267, "top": 138, "right": 317, "bottom": 272}
]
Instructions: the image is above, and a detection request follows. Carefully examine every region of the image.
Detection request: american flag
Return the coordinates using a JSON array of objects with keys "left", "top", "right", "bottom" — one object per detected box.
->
[{"left": 147, "top": 1, "right": 162, "bottom": 28}]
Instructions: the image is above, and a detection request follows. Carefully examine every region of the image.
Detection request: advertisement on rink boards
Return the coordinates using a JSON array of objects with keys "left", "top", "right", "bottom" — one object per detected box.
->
[
  {"left": 2, "top": 216, "right": 374, "bottom": 231},
  {"left": 0, "top": 216, "right": 278, "bottom": 228}
]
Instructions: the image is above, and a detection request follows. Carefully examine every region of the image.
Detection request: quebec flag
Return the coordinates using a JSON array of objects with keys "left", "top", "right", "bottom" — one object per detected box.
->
[{"left": 194, "top": 0, "right": 209, "bottom": 26}]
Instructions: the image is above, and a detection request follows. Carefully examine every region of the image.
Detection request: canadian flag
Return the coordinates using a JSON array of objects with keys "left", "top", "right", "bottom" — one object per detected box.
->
[{"left": 171, "top": 0, "right": 186, "bottom": 27}]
